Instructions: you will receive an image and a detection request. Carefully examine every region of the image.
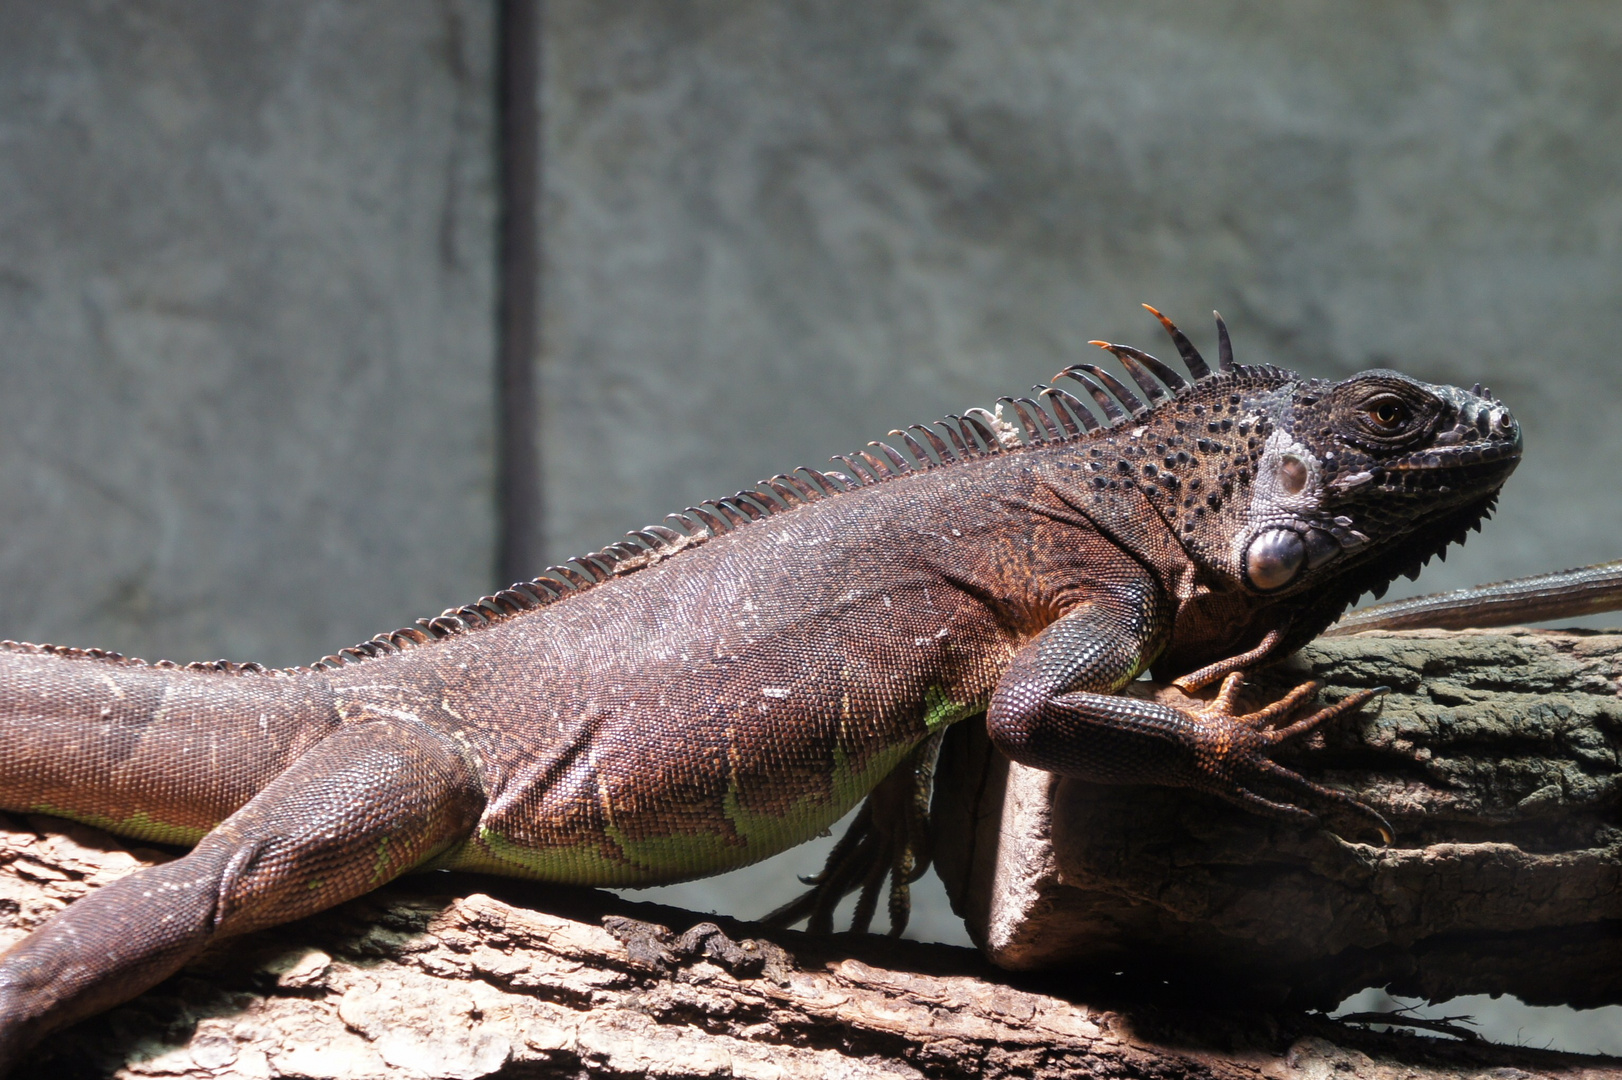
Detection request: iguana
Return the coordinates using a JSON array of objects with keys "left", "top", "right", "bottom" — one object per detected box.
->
[{"left": 0, "top": 308, "right": 1525, "bottom": 1066}]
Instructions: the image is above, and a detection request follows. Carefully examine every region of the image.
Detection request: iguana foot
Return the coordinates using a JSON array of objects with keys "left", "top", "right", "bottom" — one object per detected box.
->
[
  {"left": 761, "top": 796, "right": 906, "bottom": 936},
  {"left": 1183, "top": 673, "right": 1394, "bottom": 843},
  {"left": 989, "top": 609, "right": 1395, "bottom": 846},
  {"left": 763, "top": 731, "right": 943, "bottom": 936}
]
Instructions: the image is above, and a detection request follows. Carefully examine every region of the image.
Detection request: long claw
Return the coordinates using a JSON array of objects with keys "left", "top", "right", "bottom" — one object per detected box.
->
[
  {"left": 1238, "top": 679, "right": 1320, "bottom": 730},
  {"left": 1224, "top": 783, "right": 1319, "bottom": 827},
  {"left": 849, "top": 852, "right": 889, "bottom": 935},
  {"left": 1252, "top": 758, "right": 1394, "bottom": 845},
  {"left": 1262, "top": 686, "right": 1384, "bottom": 746},
  {"left": 887, "top": 874, "right": 912, "bottom": 938}
]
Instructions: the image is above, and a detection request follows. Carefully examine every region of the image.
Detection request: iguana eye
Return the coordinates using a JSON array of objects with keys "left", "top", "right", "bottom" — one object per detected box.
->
[
  {"left": 1366, "top": 398, "right": 1409, "bottom": 431},
  {"left": 1330, "top": 373, "right": 1443, "bottom": 449}
]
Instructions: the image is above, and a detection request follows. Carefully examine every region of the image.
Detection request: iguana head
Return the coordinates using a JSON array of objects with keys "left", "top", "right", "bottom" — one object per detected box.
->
[
  {"left": 1054, "top": 308, "right": 1522, "bottom": 666},
  {"left": 1218, "top": 368, "right": 1522, "bottom": 602}
]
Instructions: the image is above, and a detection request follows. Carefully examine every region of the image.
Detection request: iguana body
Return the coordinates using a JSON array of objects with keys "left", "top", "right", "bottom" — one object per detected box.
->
[{"left": 0, "top": 310, "right": 1522, "bottom": 1065}]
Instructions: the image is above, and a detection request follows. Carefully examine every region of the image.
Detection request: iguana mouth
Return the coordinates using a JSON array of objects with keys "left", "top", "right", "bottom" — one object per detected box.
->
[
  {"left": 1372, "top": 452, "right": 1520, "bottom": 510},
  {"left": 1382, "top": 445, "right": 1522, "bottom": 472},
  {"left": 1376, "top": 454, "right": 1521, "bottom": 492},
  {"left": 1362, "top": 386, "right": 1522, "bottom": 503}
]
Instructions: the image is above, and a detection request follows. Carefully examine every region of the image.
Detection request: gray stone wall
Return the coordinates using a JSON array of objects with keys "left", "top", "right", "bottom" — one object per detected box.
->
[{"left": 0, "top": 2, "right": 497, "bottom": 669}]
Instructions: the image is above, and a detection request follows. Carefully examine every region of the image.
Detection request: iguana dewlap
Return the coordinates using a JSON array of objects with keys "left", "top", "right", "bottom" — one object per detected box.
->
[{"left": 0, "top": 308, "right": 1521, "bottom": 1066}]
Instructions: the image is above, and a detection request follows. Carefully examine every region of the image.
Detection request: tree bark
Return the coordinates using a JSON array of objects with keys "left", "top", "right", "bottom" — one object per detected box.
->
[
  {"left": 934, "top": 628, "right": 1622, "bottom": 1010},
  {"left": 3, "top": 628, "right": 1619, "bottom": 1078}
]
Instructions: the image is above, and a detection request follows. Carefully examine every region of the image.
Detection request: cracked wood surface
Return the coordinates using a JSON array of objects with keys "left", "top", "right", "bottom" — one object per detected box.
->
[
  {"left": 935, "top": 628, "right": 1622, "bottom": 1009},
  {"left": 2, "top": 628, "right": 1619, "bottom": 1078}
]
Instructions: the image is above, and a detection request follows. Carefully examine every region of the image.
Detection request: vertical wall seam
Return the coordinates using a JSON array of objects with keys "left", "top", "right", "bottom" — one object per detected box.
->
[{"left": 495, "top": 0, "right": 543, "bottom": 585}]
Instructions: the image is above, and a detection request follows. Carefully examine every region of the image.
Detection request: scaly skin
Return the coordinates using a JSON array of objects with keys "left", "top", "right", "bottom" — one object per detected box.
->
[{"left": 0, "top": 309, "right": 1521, "bottom": 1067}]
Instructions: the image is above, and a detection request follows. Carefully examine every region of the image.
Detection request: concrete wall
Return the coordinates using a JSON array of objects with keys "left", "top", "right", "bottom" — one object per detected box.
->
[{"left": 0, "top": 2, "right": 496, "bottom": 669}]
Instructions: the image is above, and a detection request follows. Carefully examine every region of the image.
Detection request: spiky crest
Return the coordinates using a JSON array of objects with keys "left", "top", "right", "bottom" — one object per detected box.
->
[{"left": 3, "top": 308, "right": 1262, "bottom": 676}]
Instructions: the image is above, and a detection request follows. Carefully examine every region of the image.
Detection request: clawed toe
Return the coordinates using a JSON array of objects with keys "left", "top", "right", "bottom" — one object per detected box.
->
[
  {"left": 1189, "top": 678, "right": 1395, "bottom": 845},
  {"left": 1224, "top": 783, "right": 1320, "bottom": 827},
  {"left": 1195, "top": 675, "right": 1387, "bottom": 746},
  {"left": 1205, "top": 754, "right": 1393, "bottom": 845},
  {"left": 1192, "top": 674, "right": 1323, "bottom": 732},
  {"left": 1259, "top": 686, "right": 1387, "bottom": 746}
]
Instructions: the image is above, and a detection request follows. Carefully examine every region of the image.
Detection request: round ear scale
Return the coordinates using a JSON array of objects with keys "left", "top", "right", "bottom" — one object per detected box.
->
[{"left": 1246, "top": 530, "right": 1307, "bottom": 592}]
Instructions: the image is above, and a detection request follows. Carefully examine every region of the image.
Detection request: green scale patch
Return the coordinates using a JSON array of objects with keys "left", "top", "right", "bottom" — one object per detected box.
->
[
  {"left": 438, "top": 685, "right": 986, "bottom": 887},
  {"left": 28, "top": 803, "right": 210, "bottom": 847}
]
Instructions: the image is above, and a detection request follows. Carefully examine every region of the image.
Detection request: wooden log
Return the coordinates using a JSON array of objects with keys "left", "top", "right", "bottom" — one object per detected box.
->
[
  {"left": 2, "top": 628, "right": 1618, "bottom": 1077},
  {"left": 933, "top": 628, "right": 1622, "bottom": 1010}
]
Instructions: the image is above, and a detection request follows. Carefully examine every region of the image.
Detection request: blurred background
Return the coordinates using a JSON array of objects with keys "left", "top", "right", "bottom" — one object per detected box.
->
[{"left": 0, "top": 0, "right": 1618, "bottom": 1049}]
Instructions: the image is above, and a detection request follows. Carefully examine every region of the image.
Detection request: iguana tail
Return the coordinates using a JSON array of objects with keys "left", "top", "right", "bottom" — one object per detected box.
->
[
  {"left": 0, "top": 643, "right": 486, "bottom": 1068},
  {"left": 0, "top": 644, "right": 340, "bottom": 844}
]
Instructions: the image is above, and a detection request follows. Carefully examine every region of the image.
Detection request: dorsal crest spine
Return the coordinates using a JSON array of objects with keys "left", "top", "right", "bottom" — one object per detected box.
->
[{"left": 1, "top": 309, "right": 1267, "bottom": 676}]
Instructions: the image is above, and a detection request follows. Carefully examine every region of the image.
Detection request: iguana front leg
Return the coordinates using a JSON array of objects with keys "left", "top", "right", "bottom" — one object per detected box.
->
[
  {"left": 0, "top": 716, "right": 484, "bottom": 1069},
  {"left": 986, "top": 588, "right": 1390, "bottom": 839}
]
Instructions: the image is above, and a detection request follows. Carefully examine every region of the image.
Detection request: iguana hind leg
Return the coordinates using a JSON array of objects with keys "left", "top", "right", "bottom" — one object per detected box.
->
[
  {"left": 0, "top": 716, "right": 484, "bottom": 1069},
  {"left": 764, "top": 729, "right": 943, "bottom": 936}
]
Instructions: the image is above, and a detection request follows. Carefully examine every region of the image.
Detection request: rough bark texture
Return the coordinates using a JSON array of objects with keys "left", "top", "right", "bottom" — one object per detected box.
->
[
  {"left": 935, "top": 628, "right": 1622, "bottom": 1010},
  {"left": 2, "top": 629, "right": 1618, "bottom": 1078}
]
